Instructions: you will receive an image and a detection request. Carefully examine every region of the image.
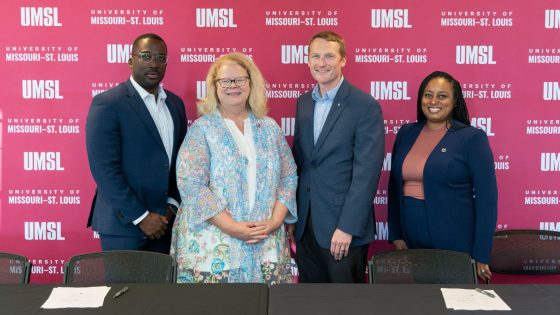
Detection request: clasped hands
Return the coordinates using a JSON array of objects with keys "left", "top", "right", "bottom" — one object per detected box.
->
[
  {"left": 138, "top": 212, "right": 168, "bottom": 240},
  {"left": 138, "top": 205, "right": 176, "bottom": 240},
  {"left": 228, "top": 219, "right": 282, "bottom": 244}
]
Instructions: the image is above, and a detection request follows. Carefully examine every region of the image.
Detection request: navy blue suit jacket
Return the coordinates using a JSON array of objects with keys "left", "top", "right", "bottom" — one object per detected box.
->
[
  {"left": 292, "top": 79, "right": 385, "bottom": 249},
  {"left": 86, "top": 79, "right": 187, "bottom": 237},
  {"left": 388, "top": 120, "right": 497, "bottom": 263}
]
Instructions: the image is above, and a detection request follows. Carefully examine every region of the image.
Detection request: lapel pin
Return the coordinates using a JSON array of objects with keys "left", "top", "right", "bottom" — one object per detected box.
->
[{"left": 441, "top": 148, "right": 447, "bottom": 152}]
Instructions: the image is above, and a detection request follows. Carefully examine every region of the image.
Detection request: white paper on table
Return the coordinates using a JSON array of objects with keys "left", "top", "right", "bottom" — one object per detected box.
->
[
  {"left": 440, "top": 288, "right": 512, "bottom": 311},
  {"left": 41, "top": 286, "right": 111, "bottom": 309}
]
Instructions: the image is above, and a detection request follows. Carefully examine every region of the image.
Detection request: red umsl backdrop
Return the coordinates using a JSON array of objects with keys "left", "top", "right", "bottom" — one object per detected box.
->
[{"left": 1, "top": 0, "right": 559, "bottom": 283}]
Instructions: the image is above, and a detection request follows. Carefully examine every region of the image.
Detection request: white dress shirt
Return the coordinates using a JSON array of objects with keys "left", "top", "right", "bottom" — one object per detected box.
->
[{"left": 129, "top": 76, "right": 177, "bottom": 224}]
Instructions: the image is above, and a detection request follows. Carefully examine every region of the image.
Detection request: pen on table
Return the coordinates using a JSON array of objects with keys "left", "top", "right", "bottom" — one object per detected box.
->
[
  {"left": 475, "top": 287, "right": 496, "bottom": 298},
  {"left": 112, "top": 286, "right": 129, "bottom": 299}
]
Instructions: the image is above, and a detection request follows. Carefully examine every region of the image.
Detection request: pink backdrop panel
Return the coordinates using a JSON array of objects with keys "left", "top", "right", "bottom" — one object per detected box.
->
[{"left": 1, "top": 0, "right": 559, "bottom": 283}]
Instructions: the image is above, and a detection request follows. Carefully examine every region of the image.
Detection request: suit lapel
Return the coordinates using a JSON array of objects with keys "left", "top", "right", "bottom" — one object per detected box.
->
[
  {"left": 312, "top": 80, "right": 349, "bottom": 156},
  {"left": 299, "top": 93, "right": 315, "bottom": 159},
  {"left": 125, "top": 80, "right": 166, "bottom": 151}
]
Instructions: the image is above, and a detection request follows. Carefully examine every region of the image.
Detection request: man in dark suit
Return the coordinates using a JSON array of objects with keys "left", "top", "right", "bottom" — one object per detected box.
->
[
  {"left": 291, "top": 31, "right": 384, "bottom": 283},
  {"left": 86, "top": 33, "right": 187, "bottom": 253}
]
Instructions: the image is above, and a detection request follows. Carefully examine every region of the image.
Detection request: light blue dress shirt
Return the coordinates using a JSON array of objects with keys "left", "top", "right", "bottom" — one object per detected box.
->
[{"left": 312, "top": 76, "right": 344, "bottom": 144}]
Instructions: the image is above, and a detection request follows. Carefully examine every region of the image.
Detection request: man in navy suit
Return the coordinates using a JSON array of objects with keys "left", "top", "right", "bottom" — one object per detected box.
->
[
  {"left": 86, "top": 33, "right": 187, "bottom": 253},
  {"left": 291, "top": 31, "right": 384, "bottom": 283}
]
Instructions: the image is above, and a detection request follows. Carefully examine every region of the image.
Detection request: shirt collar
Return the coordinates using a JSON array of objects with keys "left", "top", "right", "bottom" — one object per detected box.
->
[
  {"left": 312, "top": 76, "right": 344, "bottom": 102},
  {"left": 129, "top": 75, "right": 167, "bottom": 102}
]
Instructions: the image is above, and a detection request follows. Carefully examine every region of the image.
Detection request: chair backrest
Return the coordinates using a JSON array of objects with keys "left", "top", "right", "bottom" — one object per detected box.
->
[
  {"left": 490, "top": 229, "right": 560, "bottom": 274},
  {"left": 369, "top": 249, "right": 477, "bottom": 284},
  {"left": 64, "top": 250, "right": 177, "bottom": 284},
  {"left": 0, "top": 252, "right": 31, "bottom": 284}
]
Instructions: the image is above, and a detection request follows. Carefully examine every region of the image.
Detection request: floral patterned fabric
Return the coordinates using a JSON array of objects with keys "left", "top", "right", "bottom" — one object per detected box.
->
[{"left": 170, "top": 111, "right": 297, "bottom": 283}]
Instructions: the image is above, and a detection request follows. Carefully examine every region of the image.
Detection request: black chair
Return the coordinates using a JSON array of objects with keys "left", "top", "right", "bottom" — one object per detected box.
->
[
  {"left": 0, "top": 252, "right": 31, "bottom": 284},
  {"left": 369, "top": 249, "right": 477, "bottom": 284},
  {"left": 64, "top": 250, "right": 177, "bottom": 284},
  {"left": 490, "top": 229, "right": 560, "bottom": 274}
]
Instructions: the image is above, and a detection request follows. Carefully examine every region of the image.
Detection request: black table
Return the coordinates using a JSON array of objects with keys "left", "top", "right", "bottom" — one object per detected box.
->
[
  {"left": 0, "top": 283, "right": 268, "bottom": 315},
  {"left": 4, "top": 283, "right": 560, "bottom": 314},
  {"left": 268, "top": 284, "right": 560, "bottom": 315}
]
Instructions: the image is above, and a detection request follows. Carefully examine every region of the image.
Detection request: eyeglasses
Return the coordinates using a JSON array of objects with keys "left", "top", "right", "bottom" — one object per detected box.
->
[
  {"left": 215, "top": 76, "right": 250, "bottom": 88},
  {"left": 132, "top": 52, "right": 168, "bottom": 65}
]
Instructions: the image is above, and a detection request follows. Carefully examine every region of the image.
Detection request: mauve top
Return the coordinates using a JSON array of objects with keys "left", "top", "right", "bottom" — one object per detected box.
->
[{"left": 402, "top": 125, "right": 447, "bottom": 199}]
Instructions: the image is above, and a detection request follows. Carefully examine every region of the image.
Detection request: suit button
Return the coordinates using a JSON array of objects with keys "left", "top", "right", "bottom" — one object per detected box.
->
[{"left": 306, "top": 187, "right": 310, "bottom": 192}]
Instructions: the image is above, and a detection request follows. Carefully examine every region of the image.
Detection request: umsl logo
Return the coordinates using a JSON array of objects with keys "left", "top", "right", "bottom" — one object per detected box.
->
[
  {"left": 374, "top": 222, "right": 389, "bottom": 240},
  {"left": 541, "top": 153, "right": 560, "bottom": 171},
  {"left": 9, "top": 264, "right": 23, "bottom": 274},
  {"left": 281, "top": 45, "right": 308, "bottom": 64},
  {"left": 383, "top": 153, "right": 392, "bottom": 171},
  {"left": 24, "top": 222, "right": 65, "bottom": 240},
  {"left": 196, "top": 8, "right": 237, "bottom": 28},
  {"left": 107, "top": 44, "right": 132, "bottom": 64},
  {"left": 456, "top": 45, "right": 496, "bottom": 64},
  {"left": 24, "top": 152, "right": 64, "bottom": 171},
  {"left": 470, "top": 117, "right": 495, "bottom": 136},
  {"left": 370, "top": 81, "right": 411, "bottom": 100},
  {"left": 21, "top": 7, "right": 62, "bottom": 27},
  {"left": 545, "top": 10, "right": 560, "bottom": 29},
  {"left": 543, "top": 82, "right": 560, "bottom": 101},
  {"left": 281, "top": 117, "right": 295, "bottom": 136},
  {"left": 371, "top": 9, "right": 411, "bottom": 28},
  {"left": 22, "top": 80, "right": 63, "bottom": 99},
  {"left": 197, "top": 81, "right": 207, "bottom": 100},
  {"left": 540, "top": 222, "right": 560, "bottom": 232}
]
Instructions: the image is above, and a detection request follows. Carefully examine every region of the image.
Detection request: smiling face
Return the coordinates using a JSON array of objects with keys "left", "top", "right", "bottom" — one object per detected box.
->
[
  {"left": 421, "top": 77, "right": 456, "bottom": 129},
  {"left": 308, "top": 38, "right": 346, "bottom": 95},
  {"left": 215, "top": 61, "right": 250, "bottom": 116},
  {"left": 128, "top": 37, "right": 167, "bottom": 95}
]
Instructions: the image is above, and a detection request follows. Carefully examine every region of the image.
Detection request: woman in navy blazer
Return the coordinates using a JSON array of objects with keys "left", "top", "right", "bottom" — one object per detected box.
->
[{"left": 388, "top": 71, "right": 497, "bottom": 282}]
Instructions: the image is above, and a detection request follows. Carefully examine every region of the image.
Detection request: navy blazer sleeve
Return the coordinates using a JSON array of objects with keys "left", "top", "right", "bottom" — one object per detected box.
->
[
  {"left": 337, "top": 94, "right": 385, "bottom": 237},
  {"left": 86, "top": 93, "right": 147, "bottom": 224},
  {"left": 468, "top": 129, "right": 498, "bottom": 263},
  {"left": 387, "top": 123, "right": 409, "bottom": 242}
]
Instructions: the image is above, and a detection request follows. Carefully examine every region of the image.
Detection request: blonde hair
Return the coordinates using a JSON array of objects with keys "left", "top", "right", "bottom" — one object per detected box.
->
[{"left": 197, "top": 52, "right": 268, "bottom": 118}]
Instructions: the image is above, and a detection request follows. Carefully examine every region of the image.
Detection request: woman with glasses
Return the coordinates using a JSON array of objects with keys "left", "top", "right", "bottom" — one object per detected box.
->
[{"left": 171, "top": 53, "right": 297, "bottom": 283}]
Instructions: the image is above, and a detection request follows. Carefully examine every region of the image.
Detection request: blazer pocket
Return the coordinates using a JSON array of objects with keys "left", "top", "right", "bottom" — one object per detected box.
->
[{"left": 333, "top": 194, "right": 346, "bottom": 206}]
